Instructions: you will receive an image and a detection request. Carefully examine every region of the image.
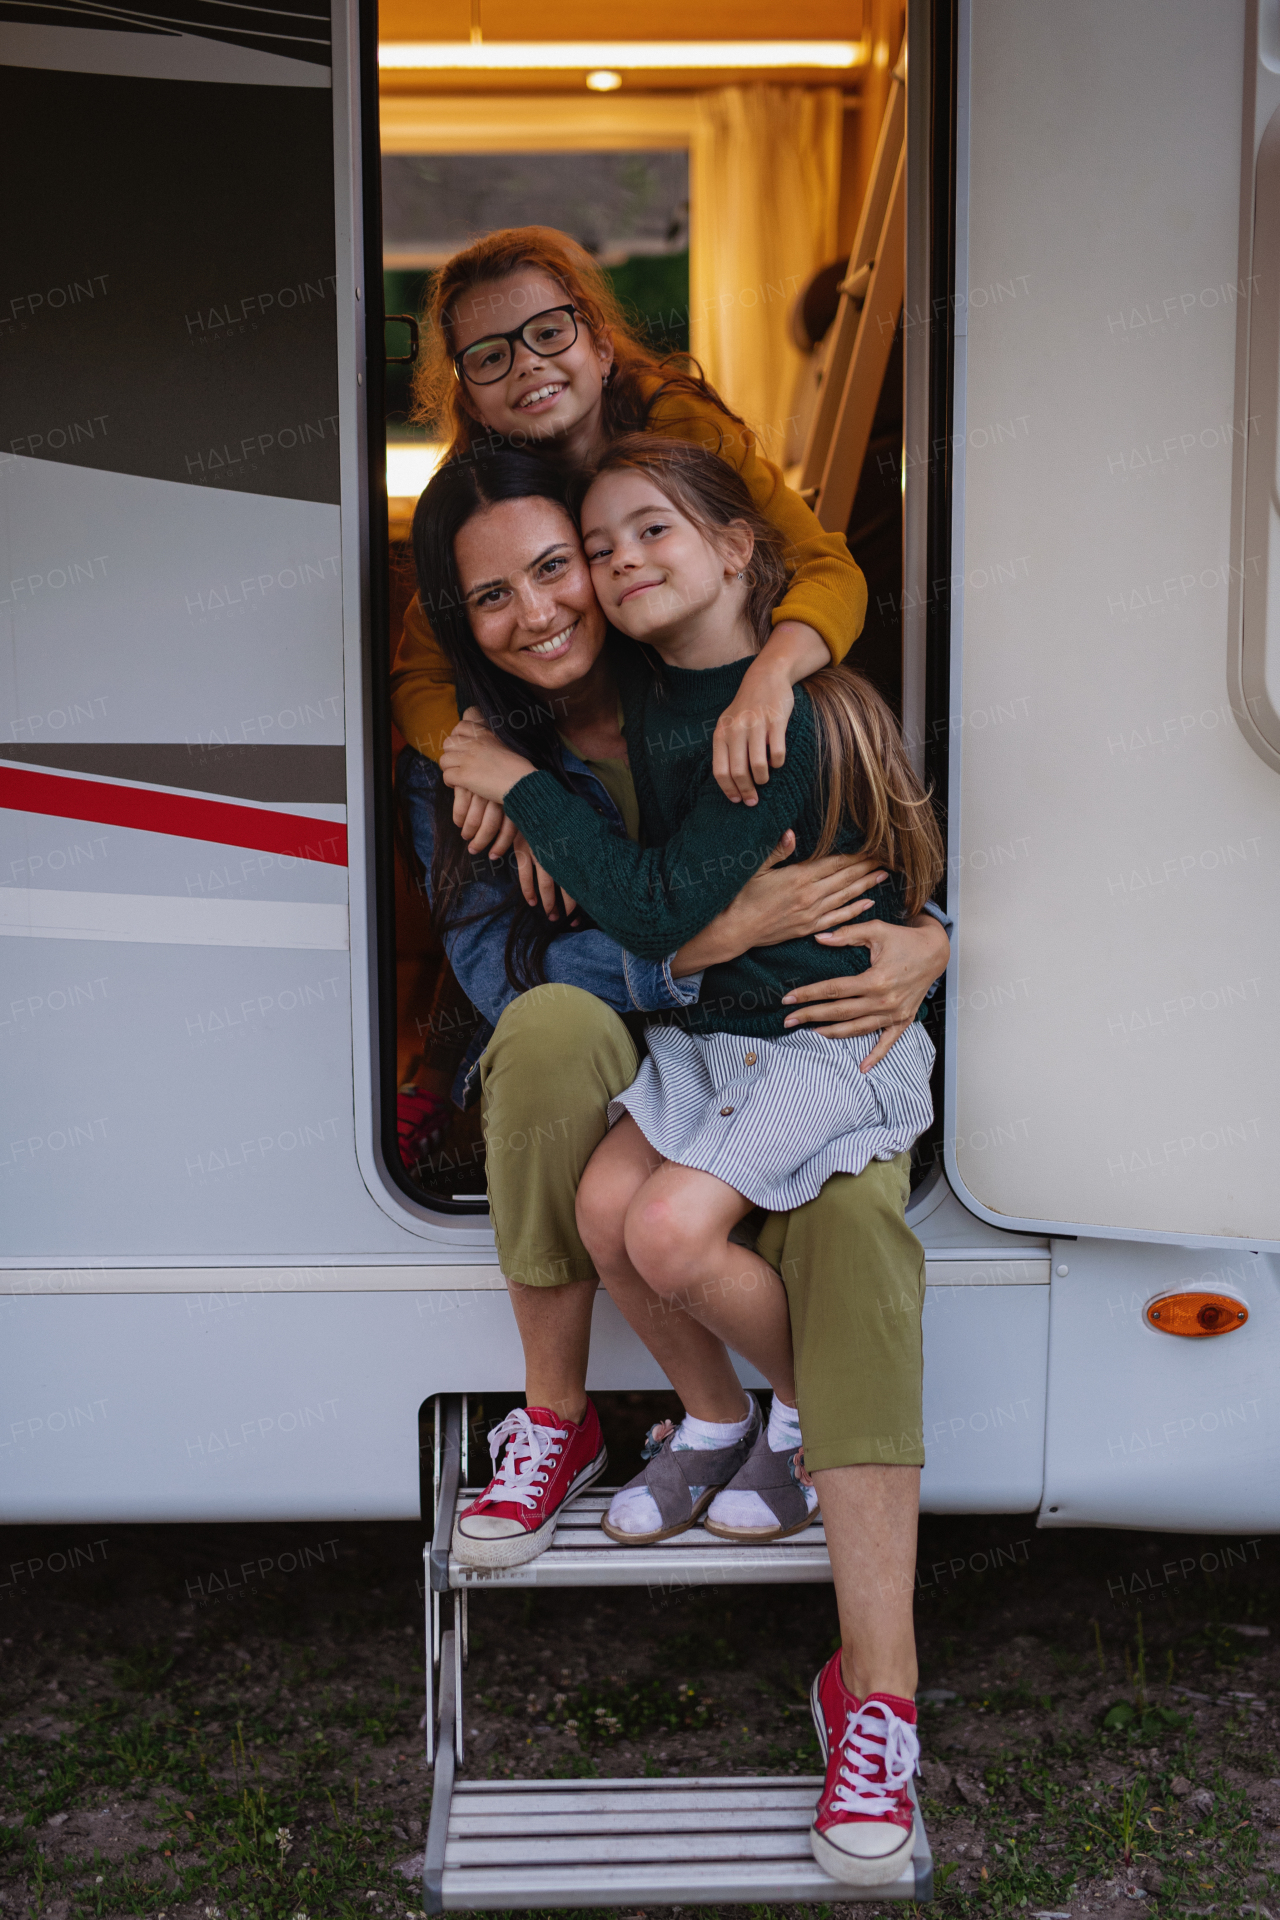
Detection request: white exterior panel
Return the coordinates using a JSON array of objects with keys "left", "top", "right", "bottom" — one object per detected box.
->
[{"left": 950, "top": 0, "right": 1280, "bottom": 1242}]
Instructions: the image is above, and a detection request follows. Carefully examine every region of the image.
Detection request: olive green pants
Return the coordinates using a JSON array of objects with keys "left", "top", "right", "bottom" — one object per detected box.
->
[{"left": 479, "top": 982, "right": 925, "bottom": 1470}]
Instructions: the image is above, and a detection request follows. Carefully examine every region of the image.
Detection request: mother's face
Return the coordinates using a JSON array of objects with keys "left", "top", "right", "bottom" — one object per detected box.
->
[{"left": 453, "top": 495, "right": 606, "bottom": 691}]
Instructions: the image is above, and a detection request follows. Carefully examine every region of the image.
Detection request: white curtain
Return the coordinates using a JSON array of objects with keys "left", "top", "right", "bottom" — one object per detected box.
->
[
  {"left": 688, "top": 86, "right": 844, "bottom": 453},
  {"left": 380, "top": 86, "right": 845, "bottom": 447}
]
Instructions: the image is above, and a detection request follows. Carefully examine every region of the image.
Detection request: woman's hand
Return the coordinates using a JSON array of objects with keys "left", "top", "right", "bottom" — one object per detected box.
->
[
  {"left": 438, "top": 707, "right": 535, "bottom": 806},
  {"left": 711, "top": 619, "right": 828, "bottom": 805},
  {"left": 512, "top": 832, "right": 578, "bottom": 924},
  {"left": 671, "top": 835, "right": 887, "bottom": 974},
  {"left": 780, "top": 914, "right": 951, "bottom": 1068},
  {"left": 451, "top": 785, "right": 520, "bottom": 859}
]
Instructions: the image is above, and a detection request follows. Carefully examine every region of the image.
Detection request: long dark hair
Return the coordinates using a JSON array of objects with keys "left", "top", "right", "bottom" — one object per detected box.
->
[{"left": 408, "top": 449, "right": 588, "bottom": 991}]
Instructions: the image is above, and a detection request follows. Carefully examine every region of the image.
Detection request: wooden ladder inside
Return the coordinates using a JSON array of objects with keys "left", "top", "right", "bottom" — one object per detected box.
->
[{"left": 799, "top": 56, "right": 907, "bottom": 535}]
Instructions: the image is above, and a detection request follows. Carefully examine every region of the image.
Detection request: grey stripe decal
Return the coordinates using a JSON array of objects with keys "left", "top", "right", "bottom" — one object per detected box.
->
[
  {"left": 0, "top": 21, "right": 331, "bottom": 83},
  {"left": 0, "top": 743, "right": 346, "bottom": 803}
]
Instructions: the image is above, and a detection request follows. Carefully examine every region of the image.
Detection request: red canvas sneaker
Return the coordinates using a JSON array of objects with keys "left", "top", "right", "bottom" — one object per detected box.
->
[
  {"left": 809, "top": 1651, "right": 919, "bottom": 1886},
  {"left": 452, "top": 1403, "right": 607, "bottom": 1569}
]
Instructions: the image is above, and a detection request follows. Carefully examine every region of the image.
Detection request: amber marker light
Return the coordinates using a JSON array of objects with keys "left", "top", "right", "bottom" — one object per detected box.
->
[{"left": 1144, "top": 1292, "right": 1249, "bottom": 1337}]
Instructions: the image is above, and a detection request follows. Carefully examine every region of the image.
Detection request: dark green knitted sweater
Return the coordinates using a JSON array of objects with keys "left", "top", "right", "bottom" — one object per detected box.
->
[{"left": 503, "top": 641, "right": 910, "bottom": 1038}]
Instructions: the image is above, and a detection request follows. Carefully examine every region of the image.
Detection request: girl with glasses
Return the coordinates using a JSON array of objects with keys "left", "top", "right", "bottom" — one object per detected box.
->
[{"left": 394, "top": 223, "right": 864, "bottom": 805}]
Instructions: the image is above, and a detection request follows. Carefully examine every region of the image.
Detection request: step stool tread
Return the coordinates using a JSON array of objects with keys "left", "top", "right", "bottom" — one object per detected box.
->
[
  {"left": 446, "top": 1829, "right": 824, "bottom": 1866},
  {"left": 444, "top": 1491, "right": 832, "bottom": 1589},
  {"left": 454, "top": 1774, "right": 822, "bottom": 1794},
  {"left": 438, "top": 1857, "right": 916, "bottom": 1908},
  {"left": 451, "top": 1810, "right": 814, "bottom": 1838},
  {"left": 453, "top": 1784, "right": 821, "bottom": 1820},
  {"left": 439, "top": 1773, "right": 928, "bottom": 1905},
  {"left": 458, "top": 1489, "right": 828, "bottom": 1541}
]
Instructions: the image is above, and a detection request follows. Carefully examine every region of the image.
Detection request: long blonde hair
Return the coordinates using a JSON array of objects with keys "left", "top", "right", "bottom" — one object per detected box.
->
[
  {"left": 413, "top": 225, "right": 743, "bottom": 463},
  {"left": 582, "top": 436, "right": 946, "bottom": 916},
  {"left": 806, "top": 670, "right": 945, "bottom": 916}
]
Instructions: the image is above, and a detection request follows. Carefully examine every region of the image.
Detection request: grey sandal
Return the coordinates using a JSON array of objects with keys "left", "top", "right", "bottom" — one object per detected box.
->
[
  {"left": 702, "top": 1424, "right": 820, "bottom": 1543},
  {"left": 600, "top": 1398, "right": 762, "bottom": 1546}
]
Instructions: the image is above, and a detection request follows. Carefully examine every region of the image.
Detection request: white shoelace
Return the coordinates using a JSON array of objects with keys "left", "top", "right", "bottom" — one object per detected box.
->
[
  {"left": 830, "top": 1699, "right": 920, "bottom": 1818},
  {"left": 476, "top": 1408, "right": 566, "bottom": 1512}
]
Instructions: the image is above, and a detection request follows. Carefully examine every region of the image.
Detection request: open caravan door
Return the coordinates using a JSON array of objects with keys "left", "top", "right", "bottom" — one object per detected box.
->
[{"left": 946, "top": 0, "right": 1280, "bottom": 1527}]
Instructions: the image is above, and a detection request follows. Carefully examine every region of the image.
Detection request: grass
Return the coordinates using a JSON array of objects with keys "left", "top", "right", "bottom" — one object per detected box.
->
[
  {"left": 4, "top": 1515, "right": 1280, "bottom": 1920},
  {"left": 912, "top": 1690, "right": 1276, "bottom": 1920},
  {"left": 0, "top": 1684, "right": 420, "bottom": 1920},
  {"left": 544, "top": 1676, "right": 715, "bottom": 1748}
]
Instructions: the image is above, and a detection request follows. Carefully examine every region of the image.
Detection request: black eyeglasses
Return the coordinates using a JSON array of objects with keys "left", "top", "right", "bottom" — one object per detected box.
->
[{"left": 452, "top": 306, "right": 581, "bottom": 386}]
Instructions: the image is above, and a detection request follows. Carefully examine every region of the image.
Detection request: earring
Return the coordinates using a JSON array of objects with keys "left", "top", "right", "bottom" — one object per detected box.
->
[{"left": 737, "top": 571, "right": 745, "bottom": 581}]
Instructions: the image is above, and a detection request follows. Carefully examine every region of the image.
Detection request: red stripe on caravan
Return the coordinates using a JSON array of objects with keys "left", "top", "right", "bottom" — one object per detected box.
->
[{"left": 0, "top": 766, "right": 348, "bottom": 867}]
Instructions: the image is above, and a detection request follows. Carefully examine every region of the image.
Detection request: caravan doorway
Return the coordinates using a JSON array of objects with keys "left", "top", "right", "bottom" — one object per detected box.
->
[{"left": 372, "top": 34, "right": 908, "bottom": 1215}]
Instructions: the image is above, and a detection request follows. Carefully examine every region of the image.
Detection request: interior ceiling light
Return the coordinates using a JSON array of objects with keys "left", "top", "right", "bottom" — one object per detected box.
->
[
  {"left": 586, "top": 68, "right": 622, "bottom": 90},
  {"left": 378, "top": 40, "right": 865, "bottom": 71}
]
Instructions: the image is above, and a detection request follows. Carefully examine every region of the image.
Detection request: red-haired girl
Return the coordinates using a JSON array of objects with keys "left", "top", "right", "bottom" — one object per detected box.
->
[{"left": 393, "top": 223, "right": 862, "bottom": 799}]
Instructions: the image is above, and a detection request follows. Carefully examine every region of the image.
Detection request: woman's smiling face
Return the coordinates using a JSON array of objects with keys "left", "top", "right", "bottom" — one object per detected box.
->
[
  {"left": 449, "top": 269, "right": 614, "bottom": 448},
  {"left": 454, "top": 495, "right": 607, "bottom": 690}
]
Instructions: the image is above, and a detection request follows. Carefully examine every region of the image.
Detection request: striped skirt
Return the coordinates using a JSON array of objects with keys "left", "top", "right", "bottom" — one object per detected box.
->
[{"left": 607, "top": 1022, "right": 935, "bottom": 1212}]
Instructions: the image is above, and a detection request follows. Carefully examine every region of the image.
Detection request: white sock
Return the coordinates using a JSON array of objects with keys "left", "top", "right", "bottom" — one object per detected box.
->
[
  {"left": 767, "top": 1396, "right": 803, "bottom": 1452},
  {"left": 608, "top": 1400, "right": 754, "bottom": 1535},
  {"left": 673, "top": 1402, "right": 754, "bottom": 1451},
  {"left": 708, "top": 1395, "right": 817, "bottom": 1532}
]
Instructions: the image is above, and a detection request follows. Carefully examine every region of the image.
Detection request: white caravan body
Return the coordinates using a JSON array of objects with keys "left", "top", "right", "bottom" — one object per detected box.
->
[{"left": 2, "top": 0, "right": 1277, "bottom": 1531}]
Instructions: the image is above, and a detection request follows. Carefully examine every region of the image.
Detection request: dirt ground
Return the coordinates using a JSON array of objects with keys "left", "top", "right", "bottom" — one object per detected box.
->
[{"left": 2, "top": 1396, "right": 1278, "bottom": 1920}]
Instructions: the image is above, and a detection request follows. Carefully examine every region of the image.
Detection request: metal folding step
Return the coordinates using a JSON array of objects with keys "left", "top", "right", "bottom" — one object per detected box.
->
[
  {"left": 420, "top": 1396, "right": 933, "bottom": 1912},
  {"left": 448, "top": 1488, "right": 835, "bottom": 1588}
]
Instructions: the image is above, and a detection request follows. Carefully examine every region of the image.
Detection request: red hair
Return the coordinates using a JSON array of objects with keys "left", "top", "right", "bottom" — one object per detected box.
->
[{"left": 411, "top": 225, "right": 743, "bottom": 463}]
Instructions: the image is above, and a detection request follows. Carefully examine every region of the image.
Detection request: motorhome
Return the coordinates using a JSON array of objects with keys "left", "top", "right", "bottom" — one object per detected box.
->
[{"left": 3, "top": 0, "right": 1278, "bottom": 1906}]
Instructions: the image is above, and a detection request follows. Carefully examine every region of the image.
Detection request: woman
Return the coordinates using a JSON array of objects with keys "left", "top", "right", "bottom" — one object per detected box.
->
[
  {"left": 401, "top": 449, "right": 923, "bottom": 1551},
  {"left": 426, "top": 446, "right": 938, "bottom": 1887}
]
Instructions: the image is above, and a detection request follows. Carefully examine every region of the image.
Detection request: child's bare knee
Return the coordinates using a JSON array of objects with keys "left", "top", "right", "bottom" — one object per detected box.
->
[
  {"left": 625, "top": 1196, "right": 701, "bottom": 1290},
  {"left": 576, "top": 1168, "right": 624, "bottom": 1263}
]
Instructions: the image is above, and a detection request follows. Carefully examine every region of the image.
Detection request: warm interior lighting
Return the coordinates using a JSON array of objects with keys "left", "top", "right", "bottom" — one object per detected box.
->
[
  {"left": 386, "top": 442, "right": 445, "bottom": 499},
  {"left": 378, "top": 40, "right": 865, "bottom": 71},
  {"left": 586, "top": 68, "right": 622, "bottom": 90},
  {"left": 1144, "top": 1291, "right": 1249, "bottom": 1337}
]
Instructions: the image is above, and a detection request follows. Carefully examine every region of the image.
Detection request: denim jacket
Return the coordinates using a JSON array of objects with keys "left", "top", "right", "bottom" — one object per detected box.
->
[{"left": 397, "top": 746, "right": 704, "bottom": 1106}]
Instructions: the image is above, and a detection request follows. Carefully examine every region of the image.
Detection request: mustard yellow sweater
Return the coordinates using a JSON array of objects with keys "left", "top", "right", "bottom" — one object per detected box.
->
[{"left": 389, "top": 386, "right": 868, "bottom": 759}]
